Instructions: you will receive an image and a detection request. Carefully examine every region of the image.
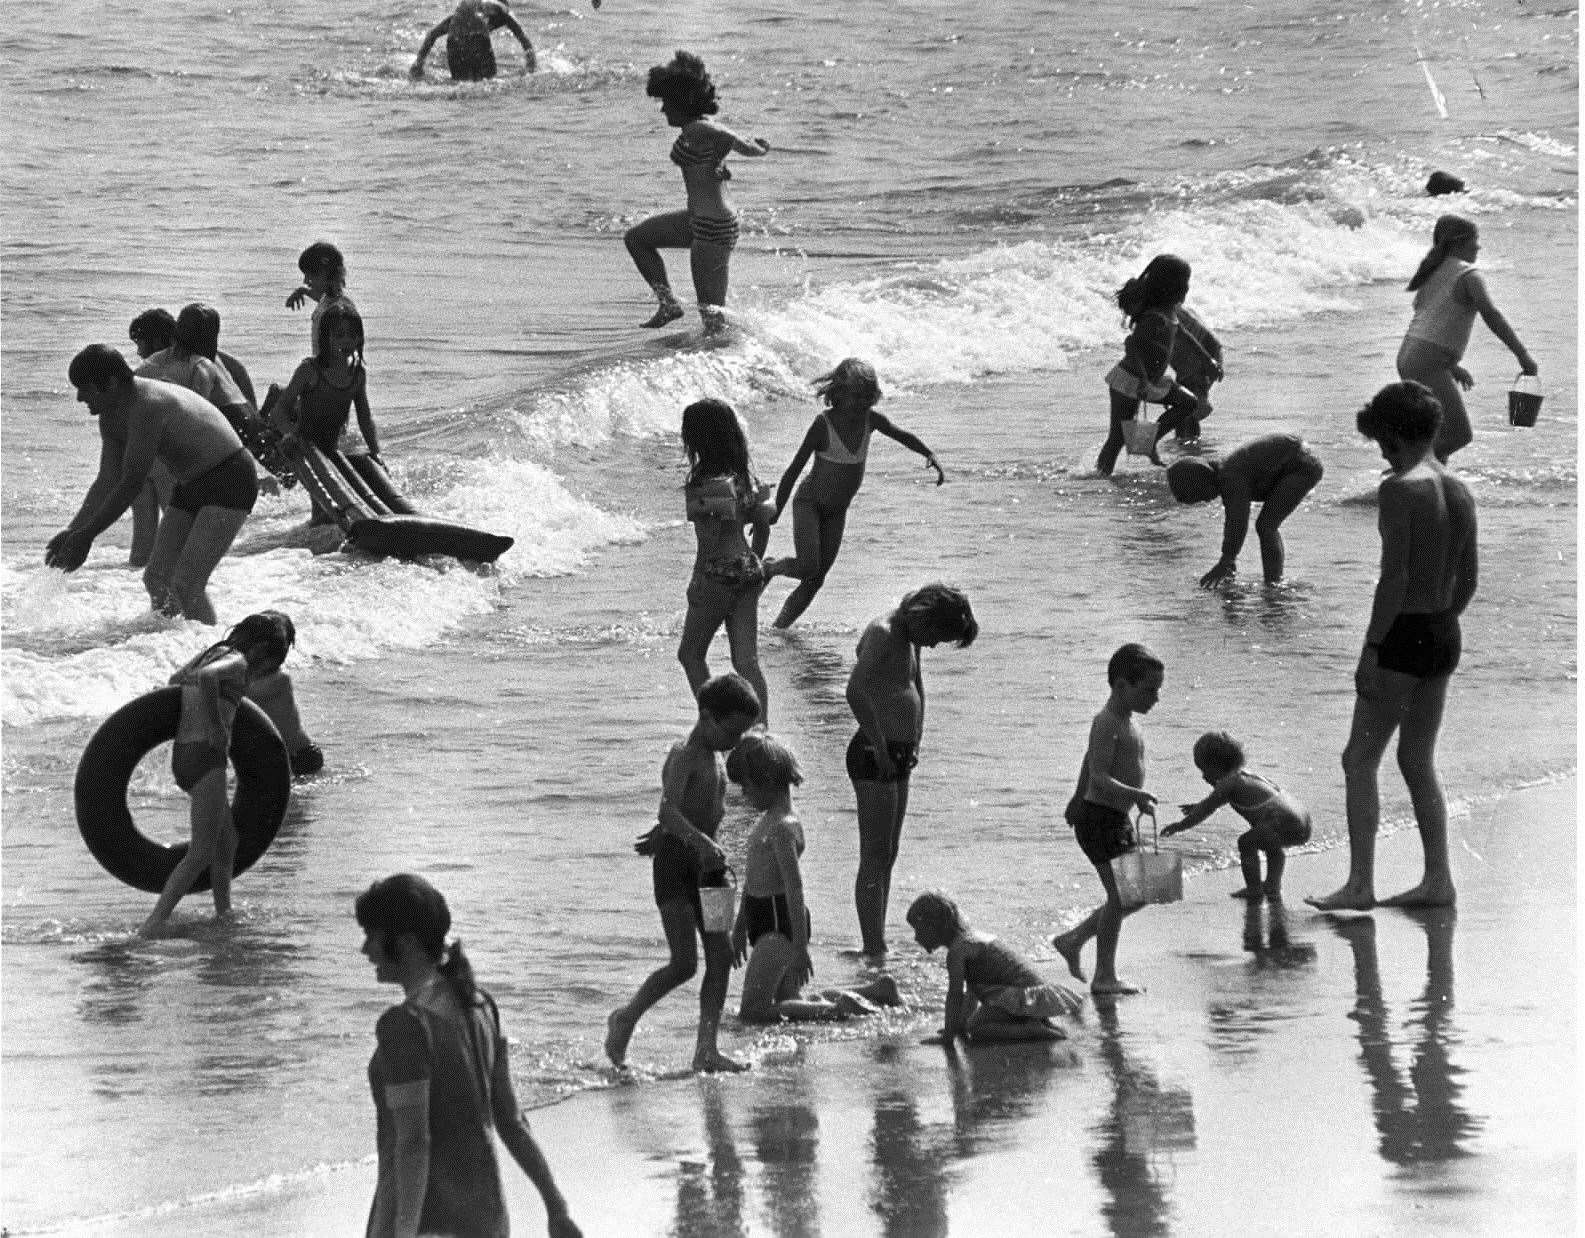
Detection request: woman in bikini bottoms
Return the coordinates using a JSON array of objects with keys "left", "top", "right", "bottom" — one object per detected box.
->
[
  {"left": 763, "top": 358, "right": 945, "bottom": 629},
  {"left": 677, "top": 397, "right": 775, "bottom": 721},
  {"left": 624, "top": 50, "right": 770, "bottom": 336}
]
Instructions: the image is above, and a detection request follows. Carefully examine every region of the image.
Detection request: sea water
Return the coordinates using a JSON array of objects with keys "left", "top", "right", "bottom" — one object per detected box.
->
[{"left": 1, "top": 0, "right": 1575, "bottom": 1230}]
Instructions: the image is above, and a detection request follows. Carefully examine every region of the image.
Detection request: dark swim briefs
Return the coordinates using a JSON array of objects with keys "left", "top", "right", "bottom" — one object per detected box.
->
[
  {"left": 171, "top": 740, "right": 226, "bottom": 792},
  {"left": 648, "top": 831, "right": 729, "bottom": 927},
  {"left": 845, "top": 731, "right": 919, "bottom": 783},
  {"left": 170, "top": 449, "right": 259, "bottom": 515},
  {"left": 742, "top": 892, "right": 812, "bottom": 947},
  {"left": 1070, "top": 800, "right": 1137, "bottom": 867},
  {"left": 1375, "top": 610, "right": 1461, "bottom": 680}
]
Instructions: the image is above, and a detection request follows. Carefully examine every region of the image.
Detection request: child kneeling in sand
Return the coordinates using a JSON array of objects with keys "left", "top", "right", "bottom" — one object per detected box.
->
[
  {"left": 908, "top": 892, "right": 1083, "bottom": 1043},
  {"left": 728, "top": 732, "right": 901, "bottom": 1023},
  {"left": 1162, "top": 731, "right": 1312, "bottom": 902}
]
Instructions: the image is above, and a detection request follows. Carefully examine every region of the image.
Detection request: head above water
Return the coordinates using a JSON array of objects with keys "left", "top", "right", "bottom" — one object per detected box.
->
[
  {"left": 1107, "top": 642, "right": 1164, "bottom": 687},
  {"left": 128, "top": 307, "right": 176, "bottom": 358},
  {"left": 646, "top": 50, "right": 719, "bottom": 119},
  {"left": 224, "top": 610, "right": 294, "bottom": 668},
  {"left": 1117, "top": 254, "right": 1192, "bottom": 321},
  {"left": 1165, "top": 456, "right": 1220, "bottom": 504},
  {"left": 1406, "top": 214, "right": 1478, "bottom": 292},
  {"left": 680, "top": 396, "right": 752, "bottom": 482},
  {"left": 896, "top": 582, "right": 979, "bottom": 648},
  {"left": 813, "top": 358, "right": 881, "bottom": 412},
  {"left": 173, "top": 303, "right": 222, "bottom": 360},
  {"left": 1192, "top": 730, "right": 1245, "bottom": 777},
  {"left": 1357, "top": 380, "right": 1442, "bottom": 448}
]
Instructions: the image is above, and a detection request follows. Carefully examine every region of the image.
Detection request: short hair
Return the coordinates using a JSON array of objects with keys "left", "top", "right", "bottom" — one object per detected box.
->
[
  {"left": 697, "top": 671, "right": 761, "bottom": 721},
  {"left": 129, "top": 307, "right": 176, "bottom": 352},
  {"left": 725, "top": 731, "right": 803, "bottom": 789},
  {"left": 1192, "top": 730, "right": 1245, "bottom": 774},
  {"left": 355, "top": 873, "right": 481, "bottom": 1006},
  {"left": 173, "top": 303, "right": 222, "bottom": 360},
  {"left": 646, "top": 50, "right": 719, "bottom": 118},
  {"left": 905, "top": 891, "right": 966, "bottom": 939},
  {"left": 67, "top": 344, "right": 134, "bottom": 389},
  {"left": 813, "top": 358, "right": 881, "bottom": 411},
  {"left": 1165, "top": 456, "right": 1219, "bottom": 504},
  {"left": 298, "top": 241, "right": 347, "bottom": 292},
  {"left": 897, "top": 583, "right": 978, "bottom": 648},
  {"left": 1107, "top": 642, "right": 1164, "bottom": 686},
  {"left": 225, "top": 611, "right": 293, "bottom": 666},
  {"left": 1356, "top": 381, "right": 1442, "bottom": 446}
]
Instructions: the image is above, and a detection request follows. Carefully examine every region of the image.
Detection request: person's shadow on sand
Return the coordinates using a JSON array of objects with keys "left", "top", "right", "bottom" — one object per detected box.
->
[{"left": 1329, "top": 908, "right": 1481, "bottom": 1166}]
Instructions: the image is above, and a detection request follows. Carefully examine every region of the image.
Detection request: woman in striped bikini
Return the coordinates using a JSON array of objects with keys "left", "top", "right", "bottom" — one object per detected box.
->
[{"left": 624, "top": 50, "right": 769, "bottom": 336}]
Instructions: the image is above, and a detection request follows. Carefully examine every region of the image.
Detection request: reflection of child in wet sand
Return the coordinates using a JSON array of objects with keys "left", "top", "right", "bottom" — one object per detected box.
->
[
  {"left": 607, "top": 673, "right": 762, "bottom": 1073},
  {"left": 1162, "top": 731, "right": 1312, "bottom": 902},
  {"left": 1165, "top": 434, "right": 1324, "bottom": 588},
  {"left": 764, "top": 359, "right": 945, "bottom": 629},
  {"left": 1052, "top": 643, "right": 1164, "bottom": 995},
  {"left": 728, "top": 733, "right": 902, "bottom": 1023},
  {"left": 908, "top": 892, "right": 1083, "bottom": 1043}
]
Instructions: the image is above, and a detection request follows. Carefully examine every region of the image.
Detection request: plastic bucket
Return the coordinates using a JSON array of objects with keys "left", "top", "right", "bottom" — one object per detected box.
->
[
  {"left": 1121, "top": 417, "right": 1159, "bottom": 455},
  {"left": 698, "top": 870, "right": 737, "bottom": 933},
  {"left": 1508, "top": 374, "right": 1542, "bottom": 427}
]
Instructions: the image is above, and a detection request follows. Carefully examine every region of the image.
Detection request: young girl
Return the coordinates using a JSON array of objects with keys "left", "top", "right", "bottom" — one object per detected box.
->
[
  {"left": 1162, "top": 731, "right": 1312, "bottom": 903},
  {"left": 907, "top": 892, "right": 1084, "bottom": 1044},
  {"left": 624, "top": 50, "right": 770, "bottom": 335},
  {"left": 1396, "top": 214, "right": 1537, "bottom": 460},
  {"left": 764, "top": 359, "right": 945, "bottom": 629},
  {"left": 1096, "top": 254, "right": 1201, "bottom": 475},
  {"left": 728, "top": 733, "right": 902, "bottom": 1023},
  {"left": 846, "top": 583, "right": 978, "bottom": 959},
  {"left": 285, "top": 240, "right": 357, "bottom": 357},
  {"left": 138, "top": 612, "right": 295, "bottom": 937},
  {"left": 677, "top": 397, "right": 774, "bottom": 721}
]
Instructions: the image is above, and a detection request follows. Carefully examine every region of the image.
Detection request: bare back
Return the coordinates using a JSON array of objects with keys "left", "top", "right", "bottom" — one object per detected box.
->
[
  {"left": 1380, "top": 461, "right": 1477, "bottom": 615},
  {"left": 123, "top": 378, "right": 244, "bottom": 483},
  {"left": 846, "top": 617, "right": 922, "bottom": 744}
]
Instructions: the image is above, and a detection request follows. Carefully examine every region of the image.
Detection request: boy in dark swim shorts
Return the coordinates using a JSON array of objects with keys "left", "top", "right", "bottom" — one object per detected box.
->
[{"left": 606, "top": 673, "right": 761, "bottom": 1074}]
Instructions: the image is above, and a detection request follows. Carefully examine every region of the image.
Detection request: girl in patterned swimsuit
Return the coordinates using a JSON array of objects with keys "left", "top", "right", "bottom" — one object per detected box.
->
[
  {"left": 624, "top": 50, "right": 770, "bottom": 335},
  {"left": 908, "top": 892, "right": 1084, "bottom": 1044},
  {"left": 677, "top": 397, "right": 775, "bottom": 722},
  {"left": 763, "top": 358, "right": 945, "bottom": 629}
]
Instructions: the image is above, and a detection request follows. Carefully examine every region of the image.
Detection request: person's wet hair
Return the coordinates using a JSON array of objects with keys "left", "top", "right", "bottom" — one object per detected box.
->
[
  {"left": 697, "top": 671, "right": 761, "bottom": 721},
  {"left": 298, "top": 240, "right": 348, "bottom": 293},
  {"left": 173, "top": 303, "right": 222, "bottom": 360},
  {"left": 1192, "top": 730, "right": 1245, "bottom": 775},
  {"left": 1406, "top": 214, "right": 1478, "bottom": 292},
  {"left": 725, "top": 731, "right": 803, "bottom": 789},
  {"left": 68, "top": 344, "right": 134, "bottom": 390},
  {"left": 128, "top": 307, "right": 176, "bottom": 354},
  {"left": 897, "top": 583, "right": 978, "bottom": 648},
  {"left": 905, "top": 891, "right": 965, "bottom": 941},
  {"left": 356, "top": 873, "right": 481, "bottom": 1006},
  {"left": 1107, "top": 642, "right": 1164, "bottom": 687},
  {"left": 1357, "top": 381, "right": 1443, "bottom": 446},
  {"left": 680, "top": 397, "right": 753, "bottom": 486},
  {"left": 225, "top": 611, "right": 293, "bottom": 667},
  {"left": 1117, "top": 254, "right": 1192, "bottom": 322},
  {"left": 814, "top": 358, "right": 881, "bottom": 411},
  {"left": 646, "top": 50, "right": 719, "bottom": 118},
  {"left": 315, "top": 301, "right": 365, "bottom": 363}
]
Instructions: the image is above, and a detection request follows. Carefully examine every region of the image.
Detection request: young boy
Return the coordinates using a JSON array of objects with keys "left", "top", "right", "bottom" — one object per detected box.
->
[
  {"left": 241, "top": 609, "right": 323, "bottom": 777},
  {"left": 1161, "top": 731, "right": 1312, "bottom": 902},
  {"left": 605, "top": 672, "right": 762, "bottom": 1073},
  {"left": 1052, "top": 643, "right": 1163, "bottom": 995}
]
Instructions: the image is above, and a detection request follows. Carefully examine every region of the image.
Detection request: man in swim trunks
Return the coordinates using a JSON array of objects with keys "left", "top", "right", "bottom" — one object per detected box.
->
[
  {"left": 1308, "top": 382, "right": 1476, "bottom": 912},
  {"left": 1166, "top": 433, "right": 1325, "bottom": 587},
  {"left": 46, "top": 345, "right": 258, "bottom": 624},
  {"left": 410, "top": 0, "right": 538, "bottom": 81}
]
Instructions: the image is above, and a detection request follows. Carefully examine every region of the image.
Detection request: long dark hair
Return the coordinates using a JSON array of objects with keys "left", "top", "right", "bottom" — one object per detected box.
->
[
  {"left": 1116, "top": 254, "right": 1191, "bottom": 324},
  {"left": 681, "top": 397, "right": 756, "bottom": 491},
  {"left": 355, "top": 874, "right": 481, "bottom": 1007},
  {"left": 1406, "top": 214, "right": 1477, "bottom": 292},
  {"left": 315, "top": 301, "right": 365, "bottom": 370}
]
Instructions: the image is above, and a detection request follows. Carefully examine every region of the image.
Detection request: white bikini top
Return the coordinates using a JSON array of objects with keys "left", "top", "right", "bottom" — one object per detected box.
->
[{"left": 815, "top": 412, "right": 869, "bottom": 466}]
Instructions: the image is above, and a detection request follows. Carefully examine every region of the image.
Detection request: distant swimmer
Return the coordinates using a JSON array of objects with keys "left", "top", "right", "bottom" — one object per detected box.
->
[
  {"left": 1396, "top": 214, "right": 1536, "bottom": 460},
  {"left": 1165, "top": 433, "right": 1324, "bottom": 588},
  {"left": 410, "top": 0, "right": 544, "bottom": 81},
  {"left": 625, "top": 50, "right": 770, "bottom": 335},
  {"left": 1308, "top": 382, "right": 1477, "bottom": 913},
  {"left": 46, "top": 345, "right": 257, "bottom": 625}
]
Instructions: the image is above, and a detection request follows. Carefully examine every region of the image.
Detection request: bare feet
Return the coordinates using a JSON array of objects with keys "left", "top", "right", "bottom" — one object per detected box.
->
[
  {"left": 641, "top": 302, "right": 684, "bottom": 329},
  {"left": 1229, "top": 887, "right": 1265, "bottom": 902},
  {"left": 692, "top": 1049, "right": 747, "bottom": 1073},
  {"left": 1091, "top": 977, "right": 1142, "bottom": 996},
  {"left": 1051, "top": 934, "right": 1087, "bottom": 983},
  {"left": 1379, "top": 879, "right": 1456, "bottom": 908},
  {"left": 864, "top": 974, "right": 903, "bottom": 1007},
  {"left": 1262, "top": 886, "right": 1284, "bottom": 903},
  {"left": 1304, "top": 885, "right": 1376, "bottom": 912},
  {"left": 604, "top": 1009, "right": 635, "bottom": 1068}
]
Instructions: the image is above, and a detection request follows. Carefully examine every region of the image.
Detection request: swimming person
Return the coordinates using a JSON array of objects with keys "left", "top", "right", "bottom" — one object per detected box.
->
[
  {"left": 410, "top": 0, "right": 539, "bottom": 80},
  {"left": 1395, "top": 214, "right": 1537, "bottom": 460},
  {"left": 763, "top": 358, "right": 945, "bottom": 629},
  {"left": 46, "top": 345, "right": 257, "bottom": 624},
  {"left": 1165, "top": 433, "right": 1324, "bottom": 588},
  {"left": 846, "top": 584, "right": 978, "bottom": 959},
  {"left": 357, "top": 874, "right": 582, "bottom": 1238},
  {"left": 1096, "top": 254, "right": 1200, "bottom": 475},
  {"left": 624, "top": 50, "right": 770, "bottom": 335},
  {"left": 138, "top": 613, "right": 295, "bottom": 937},
  {"left": 1308, "top": 382, "right": 1476, "bottom": 912}
]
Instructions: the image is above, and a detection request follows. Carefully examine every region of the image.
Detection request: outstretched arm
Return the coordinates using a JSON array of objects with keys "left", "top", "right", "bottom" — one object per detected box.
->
[
  {"left": 493, "top": 6, "right": 537, "bottom": 70},
  {"left": 410, "top": 17, "right": 451, "bottom": 77},
  {"left": 1161, "top": 785, "right": 1231, "bottom": 836},
  {"left": 870, "top": 411, "right": 945, "bottom": 485},
  {"left": 1465, "top": 270, "right": 1536, "bottom": 375}
]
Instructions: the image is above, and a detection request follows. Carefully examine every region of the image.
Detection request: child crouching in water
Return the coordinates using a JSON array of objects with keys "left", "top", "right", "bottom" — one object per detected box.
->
[
  {"left": 907, "top": 891, "right": 1084, "bottom": 1043},
  {"left": 1162, "top": 731, "right": 1312, "bottom": 902},
  {"left": 729, "top": 733, "right": 902, "bottom": 1022}
]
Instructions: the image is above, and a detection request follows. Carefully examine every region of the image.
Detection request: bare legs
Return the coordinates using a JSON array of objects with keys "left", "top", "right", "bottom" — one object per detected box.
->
[
  {"left": 142, "top": 504, "right": 250, "bottom": 625},
  {"left": 1095, "top": 391, "right": 1139, "bottom": 476},
  {"left": 1051, "top": 860, "right": 1141, "bottom": 994},
  {"left": 737, "top": 933, "right": 902, "bottom": 1023},
  {"left": 768, "top": 500, "right": 847, "bottom": 629},
  {"left": 1397, "top": 338, "right": 1471, "bottom": 461},
  {"left": 852, "top": 773, "right": 909, "bottom": 958},
  {"left": 1231, "top": 825, "right": 1288, "bottom": 902},
  {"left": 138, "top": 767, "right": 235, "bottom": 937},
  {"left": 605, "top": 899, "right": 744, "bottom": 1072},
  {"left": 678, "top": 581, "right": 769, "bottom": 723},
  {"left": 1253, "top": 460, "right": 1324, "bottom": 583},
  {"left": 624, "top": 210, "right": 734, "bottom": 332},
  {"left": 1307, "top": 670, "right": 1456, "bottom": 911}
]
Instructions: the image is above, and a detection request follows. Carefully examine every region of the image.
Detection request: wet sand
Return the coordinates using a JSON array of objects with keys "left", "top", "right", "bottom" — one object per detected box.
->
[{"left": 82, "top": 775, "right": 1573, "bottom": 1237}]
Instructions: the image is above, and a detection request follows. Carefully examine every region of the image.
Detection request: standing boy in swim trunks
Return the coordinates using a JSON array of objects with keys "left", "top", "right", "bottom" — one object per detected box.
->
[
  {"left": 1052, "top": 643, "right": 1164, "bottom": 995},
  {"left": 1308, "top": 381, "right": 1476, "bottom": 912},
  {"left": 845, "top": 583, "right": 978, "bottom": 959},
  {"left": 1166, "top": 433, "right": 1324, "bottom": 588},
  {"left": 46, "top": 345, "right": 258, "bottom": 624},
  {"left": 606, "top": 673, "right": 762, "bottom": 1073}
]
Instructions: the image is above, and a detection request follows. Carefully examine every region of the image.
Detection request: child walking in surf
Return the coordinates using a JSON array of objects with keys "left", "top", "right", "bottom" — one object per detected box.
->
[
  {"left": 764, "top": 359, "right": 945, "bottom": 629},
  {"left": 1096, "top": 255, "right": 1201, "bottom": 475}
]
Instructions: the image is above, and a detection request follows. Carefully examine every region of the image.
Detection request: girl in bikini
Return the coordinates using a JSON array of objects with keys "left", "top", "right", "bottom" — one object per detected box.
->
[
  {"left": 763, "top": 358, "right": 945, "bottom": 629},
  {"left": 624, "top": 50, "right": 770, "bottom": 336},
  {"left": 1096, "top": 254, "right": 1201, "bottom": 476},
  {"left": 678, "top": 397, "right": 775, "bottom": 721}
]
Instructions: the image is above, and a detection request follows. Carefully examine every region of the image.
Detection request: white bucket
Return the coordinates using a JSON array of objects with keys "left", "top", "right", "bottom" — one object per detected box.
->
[
  {"left": 1121, "top": 416, "right": 1159, "bottom": 455},
  {"left": 698, "top": 870, "right": 737, "bottom": 933}
]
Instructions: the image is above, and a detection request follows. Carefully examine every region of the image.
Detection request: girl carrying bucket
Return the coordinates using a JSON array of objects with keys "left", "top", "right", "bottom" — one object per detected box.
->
[{"left": 1397, "top": 214, "right": 1537, "bottom": 460}]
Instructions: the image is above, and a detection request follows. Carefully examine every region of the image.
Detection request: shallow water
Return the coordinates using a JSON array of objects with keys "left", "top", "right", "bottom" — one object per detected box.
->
[{"left": 1, "top": 0, "right": 1576, "bottom": 1230}]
